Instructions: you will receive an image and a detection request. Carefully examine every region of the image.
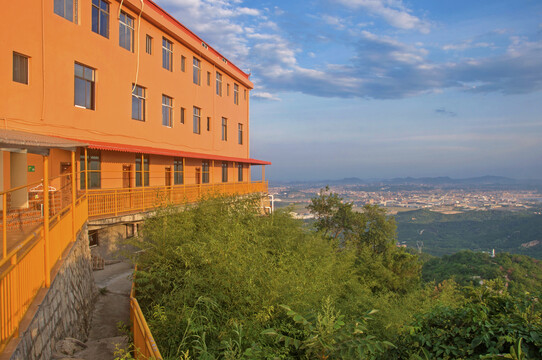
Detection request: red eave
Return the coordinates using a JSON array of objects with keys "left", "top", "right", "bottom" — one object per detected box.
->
[
  {"left": 144, "top": 0, "right": 251, "bottom": 82},
  {"left": 67, "top": 138, "right": 271, "bottom": 165}
]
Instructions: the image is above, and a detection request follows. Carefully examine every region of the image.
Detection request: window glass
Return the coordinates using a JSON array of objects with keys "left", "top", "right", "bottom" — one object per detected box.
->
[
  {"left": 146, "top": 35, "right": 152, "bottom": 54},
  {"left": 202, "top": 161, "right": 209, "bottom": 184},
  {"left": 13, "top": 53, "right": 29, "bottom": 84},
  {"left": 174, "top": 158, "right": 183, "bottom": 185},
  {"left": 193, "top": 107, "right": 201, "bottom": 134},
  {"left": 193, "top": 57, "right": 201, "bottom": 85},
  {"left": 91, "top": 0, "right": 109, "bottom": 38},
  {"left": 135, "top": 155, "right": 149, "bottom": 187},
  {"left": 132, "top": 85, "right": 145, "bottom": 121},
  {"left": 54, "top": 0, "right": 76, "bottom": 22},
  {"left": 222, "top": 162, "right": 228, "bottom": 182},
  {"left": 221, "top": 117, "right": 227, "bottom": 141},
  {"left": 74, "top": 63, "right": 95, "bottom": 109},
  {"left": 80, "top": 149, "right": 101, "bottom": 189},
  {"left": 119, "top": 11, "right": 134, "bottom": 51},
  {"left": 162, "top": 95, "right": 173, "bottom": 127},
  {"left": 216, "top": 72, "right": 222, "bottom": 96},
  {"left": 162, "top": 38, "right": 173, "bottom": 71}
]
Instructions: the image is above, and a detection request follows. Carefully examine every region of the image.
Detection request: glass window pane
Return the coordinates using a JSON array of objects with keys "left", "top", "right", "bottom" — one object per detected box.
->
[
  {"left": 85, "top": 81, "right": 92, "bottom": 108},
  {"left": 66, "top": 0, "right": 73, "bottom": 21},
  {"left": 100, "top": 12, "right": 109, "bottom": 37},
  {"left": 74, "top": 78, "right": 86, "bottom": 106},
  {"left": 74, "top": 63, "right": 84, "bottom": 77},
  {"left": 92, "top": 7, "right": 99, "bottom": 33},
  {"left": 54, "top": 0, "right": 64, "bottom": 16}
]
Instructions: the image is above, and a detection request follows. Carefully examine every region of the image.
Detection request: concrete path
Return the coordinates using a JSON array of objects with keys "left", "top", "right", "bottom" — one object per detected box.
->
[{"left": 65, "top": 261, "right": 134, "bottom": 360}]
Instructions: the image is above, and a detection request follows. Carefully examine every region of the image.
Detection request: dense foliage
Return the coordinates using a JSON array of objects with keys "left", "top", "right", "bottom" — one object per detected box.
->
[
  {"left": 422, "top": 250, "right": 542, "bottom": 294},
  {"left": 395, "top": 209, "right": 542, "bottom": 258},
  {"left": 132, "top": 193, "right": 542, "bottom": 359}
]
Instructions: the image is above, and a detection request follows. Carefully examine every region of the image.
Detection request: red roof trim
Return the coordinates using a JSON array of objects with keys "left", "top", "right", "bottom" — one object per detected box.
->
[
  {"left": 144, "top": 0, "right": 250, "bottom": 81},
  {"left": 77, "top": 139, "right": 271, "bottom": 165}
]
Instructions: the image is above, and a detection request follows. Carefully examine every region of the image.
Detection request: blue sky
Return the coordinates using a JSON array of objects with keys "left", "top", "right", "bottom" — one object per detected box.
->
[{"left": 157, "top": 0, "right": 542, "bottom": 181}]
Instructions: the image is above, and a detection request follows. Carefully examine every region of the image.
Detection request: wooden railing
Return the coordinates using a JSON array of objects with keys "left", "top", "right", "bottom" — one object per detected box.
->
[
  {"left": 87, "top": 181, "right": 268, "bottom": 218},
  {"left": 0, "top": 182, "right": 88, "bottom": 352}
]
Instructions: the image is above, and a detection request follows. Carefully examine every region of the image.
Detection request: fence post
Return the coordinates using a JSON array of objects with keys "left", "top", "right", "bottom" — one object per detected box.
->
[
  {"left": 71, "top": 151, "right": 76, "bottom": 240},
  {"left": 43, "top": 155, "right": 51, "bottom": 287},
  {"left": 115, "top": 189, "right": 118, "bottom": 216},
  {"left": 3, "top": 193, "right": 6, "bottom": 259}
]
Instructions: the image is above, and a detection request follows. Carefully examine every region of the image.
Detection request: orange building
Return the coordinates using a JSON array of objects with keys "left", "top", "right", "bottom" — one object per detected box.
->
[{"left": 0, "top": 0, "right": 270, "bottom": 214}]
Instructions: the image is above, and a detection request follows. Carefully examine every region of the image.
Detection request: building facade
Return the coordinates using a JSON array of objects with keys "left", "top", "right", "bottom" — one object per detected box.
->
[{"left": 1, "top": 0, "right": 269, "bottom": 192}]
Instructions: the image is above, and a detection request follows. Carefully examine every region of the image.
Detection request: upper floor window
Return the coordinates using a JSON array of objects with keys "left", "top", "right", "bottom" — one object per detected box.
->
[
  {"left": 202, "top": 161, "right": 210, "bottom": 184},
  {"left": 119, "top": 11, "right": 134, "bottom": 52},
  {"left": 181, "top": 56, "right": 186, "bottom": 72},
  {"left": 162, "top": 95, "right": 173, "bottom": 127},
  {"left": 162, "top": 38, "right": 173, "bottom": 71},
  {"left": 145, "top": 35, "right": 152, "bottom": 54},
  {"left": 180, "top": 107, "right": 185, "bottom": 124},
  {"left": 234, "top": 84, "right": 239, "bottom": 105},
  {"left": 216, "top": 72, "right": 222, "bottom": 96},
  {"left": 91, "top": 0, "right": 109, "bottom": 38},
  {"left": 221, "top": 117, "right": 227, "bottom": 141},
  {"left": 132, "top": 84, "right": 145, "bottom": 121},
  {"left": 244, "top": 89, "right": 247, "bottom": 100},
  {"left": 206, "top": 117, "right": 211, "bottom": 131},
  {"left": 227, "top": 83, "right": 230, "bottom": 96},
  {"left": 222, "top": 162, "right": 228, "bottom": 182},
  {"left": 238, "top": 123, "right": 243, "bottom": 145},
  {"left": 193, "top": 106, "right": 201, "bottom": 134},
  {"left": 54, "top": 0, "right": 77, "bottom": 23},
  {"left": 193, "top": 57, "right": 201, "bottom": 85},
  {"left": 174, "top": 158, "right": 183, "bottom": 185},
  {"left": 207, "top": 71, "right": 211, "bottom": 86},
  {"left": 13, "top": 52, "right": 29, "bottom": 85},
  {"left": 74, "top": 63, "right": 95, "bottom": 110}
]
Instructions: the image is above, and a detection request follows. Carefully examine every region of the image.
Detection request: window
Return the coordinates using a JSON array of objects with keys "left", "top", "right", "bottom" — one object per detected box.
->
[
  {"left": 54, "top": 0, "right": 77, "bottom": 22},
  {"left": 234, "top": 83, "right": 239, "bottom": 105},
  {"left": 135, "top": 155, "right": 149, "bottom": 187},
  {"left": 13, "top": 53, "right": 29, "bottom": 85},
  {"left": 145, "top": 34, "right": 152, "bottom": 54},
  {"left": 180, "top": 107, "right": 185, "bottom": 124},
  {"left": 221, "top": 117, "right": 227, "bottom": 141},
  {"left": 162, "top": 37, "right": 173, "bottom": 71},
  {"left": 162, "top": 95, "right": 173, "bottom": 127},
  {"left": 80, "top": 149, "right": 101, "bottom": 189},
  {"left": 174, "top": 158, "right": 183, "bottom": 185},
  {"left": 132, "top": 84, "right": 145, "bottom": 121},
  {"left": 238, "top": 123, "right": 243, "bottom": 145},
  {"left": 119, "top": 11, "right": 134, "bottom": 51},
  {"left": 216, "top": 72, "right": 222, "bottom": 96},
  {"left": 74, "top": 63, "right": 95, "bottom": 110},
  {"left": 91, "top": 0, "right": 109, "bottom": 38},
  {"left": 193, "top": 106, "right": 201, "bottom": 134},
  {"left": 207, "top": 71, "right": 210, "bottom": 86},
  {"left": 202, "top": 161, "right": 209, "bottom": 184},
  {"left": 193, "top": 57, "right": 201, "bottom": 85},
  {"left": 222, "top": 162, "right": 228, "bottom": 182},
  {"left": 89, "top": 230, "right": 99, "bottom": 246},
  {"left": 181, "top": 56, "right": 186, "bottom": 72},
  {"left": 237, "top": 163, "right": 243, "bottom": 182},
  {"left": 244, "top": 89, "right": 247, "bottom": 100},
  {"left": 126, "top": 223, "right": 135, "bottom": 238},
  {"left": 227, "top": 83, "right": 230, "bottom": 96},
  {"left": 206, "top": 117, "right": 210, "bottom": 131}
]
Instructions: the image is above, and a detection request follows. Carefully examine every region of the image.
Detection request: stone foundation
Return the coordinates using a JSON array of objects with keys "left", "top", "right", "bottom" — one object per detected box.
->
[{"left": 9, "top": 224, "right": 96, "bottom": 360}]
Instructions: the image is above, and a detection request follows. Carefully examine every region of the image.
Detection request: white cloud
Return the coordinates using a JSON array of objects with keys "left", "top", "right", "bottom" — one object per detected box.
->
[
  {"left": 333, "top": 0, "right": 430, "bottom": 33},
  {"left": 443, "top": 40, "right": 494, "bottom": 51},
  {"left": 252, "top": 92, "right": 281, "bottom": 101}
]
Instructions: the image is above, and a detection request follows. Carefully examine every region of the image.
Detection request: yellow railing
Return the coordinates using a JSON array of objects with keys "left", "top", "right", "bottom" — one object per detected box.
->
[
  {"left": 0, "top": 170, "right": 88, "bottom": 352},
  {"left": 87, "top": 180, "right": 268, "bottom": 218},
  {"left": 130, "top": 279, "right": 162, "bottom": 360}
]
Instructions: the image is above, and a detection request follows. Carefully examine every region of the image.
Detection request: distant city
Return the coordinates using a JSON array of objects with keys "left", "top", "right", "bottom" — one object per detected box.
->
[{"left": 270, "top": 176, "right": 542, "bottom": 219}]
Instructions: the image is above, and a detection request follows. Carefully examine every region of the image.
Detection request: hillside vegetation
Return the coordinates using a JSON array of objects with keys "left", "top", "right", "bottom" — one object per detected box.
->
[
  {"left": 395, "top": 209, "right": 542, "bottom": 258},
  {"left": 131, "top": 192, "right": 542, "bottom": 359}
]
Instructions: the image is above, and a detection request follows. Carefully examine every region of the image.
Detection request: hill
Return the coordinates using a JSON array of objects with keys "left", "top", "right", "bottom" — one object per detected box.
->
[{"left": 395, "top": 209, "right": 542, "bottom": 258}]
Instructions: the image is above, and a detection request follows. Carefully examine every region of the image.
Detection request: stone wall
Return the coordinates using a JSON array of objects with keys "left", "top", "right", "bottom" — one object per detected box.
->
[{"left": 9, "top": 224, "right": 97, "bottom": 360}]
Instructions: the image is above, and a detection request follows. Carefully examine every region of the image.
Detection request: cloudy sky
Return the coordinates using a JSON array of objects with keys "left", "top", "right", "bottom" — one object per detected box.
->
[{"left": 156, "top": 0, "right": 542, "bottom": 181}]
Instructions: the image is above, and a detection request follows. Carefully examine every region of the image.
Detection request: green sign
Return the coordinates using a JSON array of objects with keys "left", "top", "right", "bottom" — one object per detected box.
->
[{"left": 28, "top": 165, "right": 35, "bottom": 172}]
